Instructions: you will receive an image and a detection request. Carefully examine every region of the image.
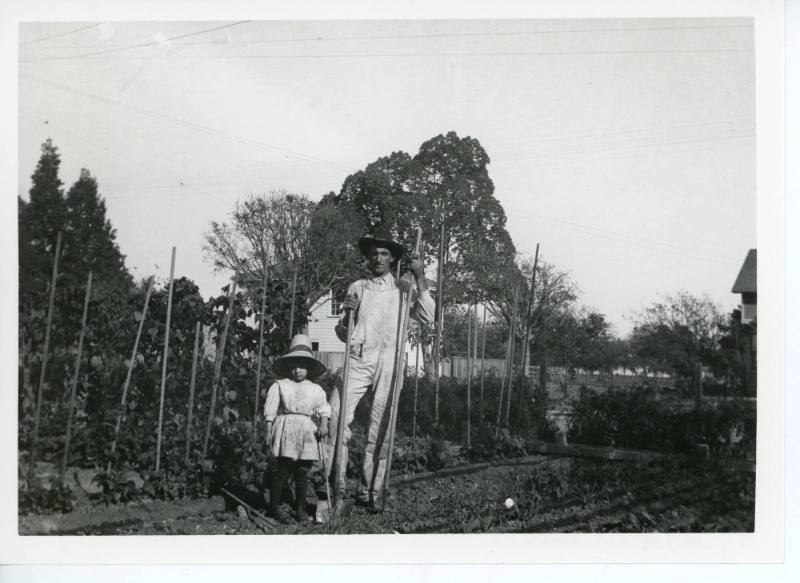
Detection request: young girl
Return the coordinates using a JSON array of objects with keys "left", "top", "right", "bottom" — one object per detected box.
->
[{"left": 264, "top": 334, "right": 331, "bottom": 524}]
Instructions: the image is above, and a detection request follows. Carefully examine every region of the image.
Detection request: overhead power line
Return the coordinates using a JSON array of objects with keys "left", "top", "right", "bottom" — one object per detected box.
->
[
  {"left": 21, "top": 46, "right": 753, "bottom": 63},
  {"left": 22, "top": 22, "right": 753, "bottom": 50},
  {"left": 504, "top": 206, "right": 742, "bottom": 262},
  {"left": 20, "top": 73, "right": 352, "bottom": 172},
  {"left": 21, "top": 23, "right": 101, "bottom": 46},
  {"left": 22, "top": 20, "right": 251, "bottom": 62}
]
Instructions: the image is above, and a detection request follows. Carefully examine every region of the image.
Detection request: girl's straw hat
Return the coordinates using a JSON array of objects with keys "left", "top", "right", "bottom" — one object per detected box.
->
[{"left": 272, "top": 334, "right": 327, "bottom": 378}]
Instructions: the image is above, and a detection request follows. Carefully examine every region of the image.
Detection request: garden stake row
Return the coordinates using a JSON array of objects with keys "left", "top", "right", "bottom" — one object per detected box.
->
[
  {"left": 155, "top": 246, "right": 177, "bottom": 472},
  {"left": 382, "top": 227, "right": 422, "bottom": 510},
  {"left": 202, "top": 272, "right": 238, "bottom": 458},
  {"left": 61, "top": 270, "right": 92, "bottom": 479},
  {"left": 253, "top": 252, "right": 270, "bottom": 444},
  {"left": 108, "top": 276, "right": 154, "bottom": 473},
  {"left": 29, "top": 231, "right": 62, "bottom": 484},
  {"left": 184, "top": 320, "right": 201, "bottom": 465}
]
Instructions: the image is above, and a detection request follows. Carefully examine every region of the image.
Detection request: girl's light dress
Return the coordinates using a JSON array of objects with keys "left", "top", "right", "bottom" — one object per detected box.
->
[{"left": 264, "top": 378, "right": 331, "bottom": 461}]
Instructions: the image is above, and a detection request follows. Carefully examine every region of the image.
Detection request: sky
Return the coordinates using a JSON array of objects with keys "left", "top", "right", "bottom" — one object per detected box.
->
[{"left": 16, "top": 18, "right": 756, "bottom": 336}]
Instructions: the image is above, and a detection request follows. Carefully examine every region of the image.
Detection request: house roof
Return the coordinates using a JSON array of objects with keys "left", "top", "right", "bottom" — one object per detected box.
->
[{"left": 732, "top": 249, "right": 757, "bottom": 293}]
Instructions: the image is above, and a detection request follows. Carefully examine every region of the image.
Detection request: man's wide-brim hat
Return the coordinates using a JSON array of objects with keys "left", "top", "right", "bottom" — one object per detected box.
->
[
  {"left": 358, "top": 227, "right": 405, "bottom": 259},
  {"left": 273, "top": 334, "right": 327, "bottom": 379}
]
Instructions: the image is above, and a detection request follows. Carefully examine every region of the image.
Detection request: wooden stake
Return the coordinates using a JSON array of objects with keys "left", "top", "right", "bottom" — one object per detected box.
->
[
  {"left": 521, "top": 244, "right": 540, "bottom": 377},
  {"left": 184, "top": 321, "right": 201, "bottom": 466},
  {"left": 382, "top": 228, "right": 422, "bottom": 508},
  {"left": 466, "top": 302, "right": 472, "bottom": 449},
  {"left": 61, "top": 271, "right": 92, "bottom": 479},
  {"left": 496, "top": 308, "right": 516, "bottom": 431},
  {"left": 412, "top": 340, "right": 420, "bottom": 439},
  {"left": 202, "top": 273, "right": 238, "bottom": 458},
  {"left": 155, "top": 247, "right": 177, "bottom": 472},
  {"left": 504, "top": 288, "right": 520, "bottom": 429},
  {"left": 29, "top": 230, "right": 62, "bottom": 483},
  {"left": 107, "top": 277, "right": 155, "bottom": 472},
  {"left": 288, "top": 269, "right": 297, "bottom": 340},
  {"left": 253, "top": 258, "right": 270, "bottom": 442},
  {"left": 434, "top": 222, "right": 445, "bottom": 425},
  {"left": 333, "top": 309, "right": 354, "bottom": 504},
  {"left": 479, "top": 304, "right": 487, "bottom": 422}
]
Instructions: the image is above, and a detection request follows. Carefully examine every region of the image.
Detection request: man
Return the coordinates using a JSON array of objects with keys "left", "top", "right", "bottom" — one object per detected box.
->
[{"left": 327, "top": 229, "right": 434, "bottom": 509}]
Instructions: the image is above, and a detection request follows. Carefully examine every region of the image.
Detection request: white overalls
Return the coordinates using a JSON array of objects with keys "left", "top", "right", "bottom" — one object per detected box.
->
[{"left": 327, "top": 270, "right": 434, "bottom": 501}]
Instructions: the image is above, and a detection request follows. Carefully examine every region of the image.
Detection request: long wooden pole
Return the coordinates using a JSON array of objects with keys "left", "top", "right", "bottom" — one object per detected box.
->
[
  {"left": 61, "top": 270, "right": 92, "bottom": 478},
  {"left": 107, "top": 276, "right": 155, "bottom": 472},
  {"left": 184, "top": 321, "right": 201, "bottom": 465},
  {"left": 521, "top": 244, "right": 540, "bottom": 377},
  {"left": 155, "top": 247, "right": 177, "bottom": 472},
  {"left": 496, "top": 288, "right": 517, "bottom": 430},
  {"left": 433, "top": 222, "right": 445, "bottom": 425},
  {"left": 479, "top": 304, "right": 487, "bottom": 423},
  {"left": 202, "top": 273, "right": 238, "bottom": 458},
  {"left": 466, "top": 302, "right": 472, "bottom": 449},
  {"left": 382, "top": 228, "right": 422, "bottom": 508},
  {"left": 288, "top": 269, "right": 297, "bottom": 340},
  {"left": 29, "top": 231, "right": 62, "bottom": 482},
  {"left": 504, "top": 288, "right": 520, "bottom": 429},
  {"left": 412, "top": 340, "right": 420, "bottom": 439},
  {"left": 333, "top": 309, "right": 354, "bottom": 504},
  {"left": 253, "top": 259, "right": 269, "bottom": 442}
]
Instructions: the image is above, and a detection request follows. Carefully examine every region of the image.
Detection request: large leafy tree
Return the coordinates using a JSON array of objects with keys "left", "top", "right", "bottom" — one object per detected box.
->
[
  {"left": 203, "top": 190, "right": 366, "bottom": 329},
  {"left": 630, "top": 291, "right": 724, "bottom": 405},
  {"left": 337, "top": 132, "right": 517, "bottom": 304}
]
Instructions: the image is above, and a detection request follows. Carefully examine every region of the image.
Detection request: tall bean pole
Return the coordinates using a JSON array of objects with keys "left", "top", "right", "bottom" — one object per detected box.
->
[
  {"left": 202, "top": 273, "right": 238, "bottom": 458},
  {"left": 184, "top": 321, "right": 201, "bottom": 465},
  {"left": 504, "top": 288, "right": 520, "bottom": 429},
  {"left": 107, "top": 276, "right": 154, "bottom": 472},
  {"left": 466, "top": 301, "right": 473, "bottom": 449},
  {"left": 29, "top": 231, "right": 62, "bottom": 483},
  {"left": 253, "top": 257, "right": 270, "bottom": 442},
  {"left": 521, "top": 244, "right": 540, "bottom": 377},
  {"left": 433, "top": 222, "right": 445, "bottom": 425},
  {"left": 333, "top": 309, "right": 354, "bottom": 504},
  {"left": 155, "top": 247, "right": 177, "bottom": 472},
  {"left": 288, "top": 269, "right": 297, "bottom": 340},
  {"left": 382, "top": 228, "right": 422, "bottom": 508},
  {"left": 61, "top": 271, "right": 92, "bottom": 478},
  {"left": 412, "top": 340, "right": 420, "bottom": 439},
  {"left": 495, "top": 318, "right": 511, "bottom": 432},
  {"left": 479, "top": 304, "right": 487, "bottom": 423}
]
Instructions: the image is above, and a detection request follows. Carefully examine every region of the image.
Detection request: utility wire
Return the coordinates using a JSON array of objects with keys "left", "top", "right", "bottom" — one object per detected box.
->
[
  {"left": 21, "top": 22, "right": 754, "bottom": 50},
  {"left": 21, "top": 23, "right": 101, "bottom": 46},
  {"left": 22, "top": 20, "right": 251, "bottom": 62},
  {"left": 20, "top": 73, "right": 352, "bottom": 172},
  {"left": 504, "top": 206, "right": 742, "bottom": 262},
  {"left": 21, "top": 46, "right": 753, "bottom": 63}
]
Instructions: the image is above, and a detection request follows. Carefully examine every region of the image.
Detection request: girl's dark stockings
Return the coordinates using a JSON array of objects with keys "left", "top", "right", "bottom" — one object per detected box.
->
[{"left": 270, "top": 457, "right": 313, "bottom": 521}]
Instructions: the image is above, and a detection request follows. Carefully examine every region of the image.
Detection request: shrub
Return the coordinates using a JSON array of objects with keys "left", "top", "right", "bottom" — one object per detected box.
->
[{"left": 568, "top": 387, "right": 755, "bottom": 458}]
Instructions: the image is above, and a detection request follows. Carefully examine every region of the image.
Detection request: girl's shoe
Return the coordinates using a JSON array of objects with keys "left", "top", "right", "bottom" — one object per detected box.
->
[
  {"left": 272, "top": 506, "right": 293, "bottom": 525},
  {"left": 294, "top": 505, "right": 310, "bottom": 523}
]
